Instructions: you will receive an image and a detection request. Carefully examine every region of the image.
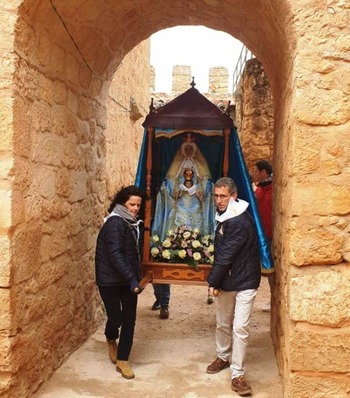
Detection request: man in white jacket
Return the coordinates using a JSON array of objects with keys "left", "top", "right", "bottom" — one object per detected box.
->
[{"left": 207, "top": 177, "right": 261, "bottom": 396}]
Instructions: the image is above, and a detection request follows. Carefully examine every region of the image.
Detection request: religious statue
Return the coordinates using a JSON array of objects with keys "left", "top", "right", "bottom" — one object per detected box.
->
[{"left": 151, "top": 133, "right": 216, "bottom": 241}]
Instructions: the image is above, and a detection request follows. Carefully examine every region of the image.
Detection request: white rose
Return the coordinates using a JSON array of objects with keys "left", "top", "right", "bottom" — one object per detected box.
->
[
  {"left": 193, "top": 228, "right": 199, "bottom": 234},
  {"left": 183, "top": 231, "right": 191, "bottom": 240},
  {"left": 209, "top": 255, "right": 214, "bottom": 263},
  {"left": 162, "top": 239, "right": 172, "bottom": 248},
  {"left": 167, "top": 229, "right": 174, "bottom": 236},
  {"left": 178, "top": 249, "right": 187, "bottom": 259},
  {"left": 151, "top": 247, "right": 159, "bottom": 256},
  {"left": 192, "top": 240, "right": 201, "bottom": 249},
  {"left": 162, "top": 249, "right": 171, "bottom": 260},
  {"left": 151, "top": 235, "right": 160, "bottom": 243},
  {"left": 193, "top": 252, "right": 201, "bottom": 261},
  {"left": 208, "top": 244, "right": 214, "bottom": 253}
]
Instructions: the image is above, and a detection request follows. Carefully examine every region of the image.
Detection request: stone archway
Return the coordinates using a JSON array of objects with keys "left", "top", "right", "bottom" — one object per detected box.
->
[{"left": 0, "top": 1, "right": 349, "bottom": 397}]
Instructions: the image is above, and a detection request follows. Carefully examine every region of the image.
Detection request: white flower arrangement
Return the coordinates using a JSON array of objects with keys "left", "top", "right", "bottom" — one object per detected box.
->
[{"left": 150, "top": 225, "right": 214, "bottom": 270}]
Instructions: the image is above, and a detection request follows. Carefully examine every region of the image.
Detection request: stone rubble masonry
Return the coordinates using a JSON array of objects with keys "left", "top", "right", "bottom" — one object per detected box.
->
[
  {"left": 0, "top": 1, "right": 149, "bottom": 397},
  {"left": 209, "top": 66, "right": 228, "bottom": 95},
  {"left": 172, "top": 65, "right": 192, "bottom": 96},
  {"left": 234, "top": 58, "right": 274, "bottom": 173},
  {"left": 151, "top": 65, "right": 234, "bottom": 118},
  {"left": 0, "top": 0, "right": 349, "bottom": 397}
]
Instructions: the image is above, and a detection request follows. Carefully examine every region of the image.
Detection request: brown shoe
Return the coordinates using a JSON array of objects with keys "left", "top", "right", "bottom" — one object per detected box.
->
[
  {"left": 206, "top": 357, "right": 230, "bottom": 374},
  {"left": 107, "top": 339, "right": 117, "bottom": 364},
  {"left": 231, "top": 376, "right": 252, "bottom": 396},
  {"left": 159, "top": 305, "right": 169, "bottom": 319},
  {"left": 116, "top": 360, "right": 135, "bottom": 379}
]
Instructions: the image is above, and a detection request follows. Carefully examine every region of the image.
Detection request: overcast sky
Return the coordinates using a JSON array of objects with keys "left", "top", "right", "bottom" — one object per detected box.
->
[{"left": 150, "top": 26, "right": 243, "bottom": 94}]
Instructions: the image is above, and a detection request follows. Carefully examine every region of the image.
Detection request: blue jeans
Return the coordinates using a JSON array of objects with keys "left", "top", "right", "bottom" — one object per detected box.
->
[{"left": 152, "top": 283, "right": 170, "bottom": 306}]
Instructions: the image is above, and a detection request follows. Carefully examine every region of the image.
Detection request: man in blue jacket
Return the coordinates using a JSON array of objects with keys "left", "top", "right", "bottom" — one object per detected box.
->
[{"left": 207, "top": 177, "right": 261, "bottom": 396}]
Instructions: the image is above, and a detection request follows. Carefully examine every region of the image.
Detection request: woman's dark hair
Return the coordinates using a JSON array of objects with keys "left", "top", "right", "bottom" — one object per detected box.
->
[{"left": 108, "top": 185, "right": 144, "bottom": 213}]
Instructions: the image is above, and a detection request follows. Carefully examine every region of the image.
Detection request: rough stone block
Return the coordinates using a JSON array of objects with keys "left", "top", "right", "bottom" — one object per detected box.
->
[
  {"left": 32, "top": 132, "right": 63, "bottom": 167},
  {"left": 0, "top": 336, "right": 12, "bottom": 374},
  {"left": 31, "top": 165, "right": 57, "bottom": 200},
  {"left": 40, "top": 222, "right": 69, "bottom": 261},
  {"left": 291, "top": 180, "right": 350, "bottom": 217},
  {"left": 68, "top": 170, "right": 87, "bottom": 203},
  {"left": 37, "top": 29, "right": 52, "bottom": 68},
  {"left": 53, "top": 80, "right": 67, "bottom": 105},
  {"left": 31, "top": 101, "right": 52, "bottom": 132},
  {"left": 51, "top": 43, "right": 65, "bottom": 75},
  {"left": 290, "top": 373, "right": 349, "bottom": 398},
  {"left": 289, "top": 220, "right": 343, "bottom": 265},
  {"left": 0, "top": 235, "right": 10, "bottom": 287},
  {"left": 290, "top": 271, "right": 350, "bottom": 327},
  {"left": 36, "top": 255, "right": 69, "bottom": 290},
  {"left": 55, "top": 167, "right": 72, "bottom": 198},
  {"left": 0, "top": 190, "right": 12, "bottom": 229},
  {"left": 62, "top": 140, "right": 83, "bottom": 170},
  {"left": 65, "top": 52, "right": 80, "bottom": 85},
  {"left": 0, "top": 97, "right": 13, "bottom": 151},
  {"left": 11, "top": 223, "right": 42, "bottom": 283},
  {"left": 13, "top": 97, "right": 31, "bottom": 158},
  {"left": 290, "top": 327, "right": 350, "bottom": 372}
]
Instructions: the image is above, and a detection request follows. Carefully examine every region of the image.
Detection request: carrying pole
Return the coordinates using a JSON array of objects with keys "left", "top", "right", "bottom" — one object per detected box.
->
[
  {"left": 142, "top": 127, "right": 154, "bottom": 263},
  {"left": 223, "top": 128, "right": 230, "bottom": 176}
]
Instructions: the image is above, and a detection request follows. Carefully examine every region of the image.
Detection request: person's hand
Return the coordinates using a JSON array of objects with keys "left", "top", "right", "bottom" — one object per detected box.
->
[
  {"left": 130, "top": 279, "right": 143, "bottom": 295},
  {"left": 209, "top": 286, "right": 220, "bottom": 296}
]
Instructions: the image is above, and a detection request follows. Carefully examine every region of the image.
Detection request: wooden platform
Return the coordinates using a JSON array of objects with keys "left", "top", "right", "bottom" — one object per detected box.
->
[{"left": 141, "top": 261, "right": 212, "bottom": 286}]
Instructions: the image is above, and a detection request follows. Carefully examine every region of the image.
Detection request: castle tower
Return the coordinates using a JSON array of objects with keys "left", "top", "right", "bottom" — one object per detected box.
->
[
  {"left": 172, "top": 65, "right": 192, "bottom": 95},
  {"left": 209, "top": 67, "right": 228, "bottom": 95}
]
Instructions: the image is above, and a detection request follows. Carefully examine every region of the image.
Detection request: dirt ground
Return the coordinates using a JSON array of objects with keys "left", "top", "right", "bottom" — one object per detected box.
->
[{"left": 34, "top": 278, "right": 283, "bottom": 398}]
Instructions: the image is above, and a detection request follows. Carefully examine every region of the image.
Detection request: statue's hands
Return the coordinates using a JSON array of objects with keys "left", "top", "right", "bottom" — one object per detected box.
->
[
  {"left": 196, "top": 191, "right": 203, "bottom": 201},
  {"left": 174, "top": 189, "right": 181, "bottom": 199}
]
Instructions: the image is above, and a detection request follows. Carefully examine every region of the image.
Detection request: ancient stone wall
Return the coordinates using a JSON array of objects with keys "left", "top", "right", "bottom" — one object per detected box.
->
[
  {"left": 209, "top": 67, "right": 229, "bottom": 95},
  {"left": 105, "top": 41, "right": 150, "bottom": 200},
  {"left": 172, "top": 65, "right": 192, "bottom": 96},
  {"left": 0, "top": 1, "right": 149, "bottom": 396},
  {"left": 234, "top": 58, "right": 274, "bottom": 173},
  {"left": 151, "top": 65, "right": 234, "bottom": 114}
]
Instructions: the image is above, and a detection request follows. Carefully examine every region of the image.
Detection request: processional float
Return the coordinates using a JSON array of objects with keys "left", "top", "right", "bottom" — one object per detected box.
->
[{"left": 135, "top": 81, "right": 273, "bottom": 288}]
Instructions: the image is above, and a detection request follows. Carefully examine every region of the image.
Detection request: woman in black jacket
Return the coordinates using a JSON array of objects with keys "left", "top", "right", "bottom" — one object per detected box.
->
[{"left": 95, "top": 185, "right": 144, "bottom": 379}]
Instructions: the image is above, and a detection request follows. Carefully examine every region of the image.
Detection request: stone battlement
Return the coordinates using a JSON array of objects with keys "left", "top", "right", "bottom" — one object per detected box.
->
[{"left": 150, "top": 65, "right": 234, "bottom": 114}]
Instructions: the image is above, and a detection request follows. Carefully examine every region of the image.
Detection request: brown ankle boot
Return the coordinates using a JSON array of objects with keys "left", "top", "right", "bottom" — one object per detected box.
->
[
  {"left": 107, "top": 339, "right": 117, "bottom": 364},
  {"left": 116, "top": 360, "right": 135, "bottom": 379}
]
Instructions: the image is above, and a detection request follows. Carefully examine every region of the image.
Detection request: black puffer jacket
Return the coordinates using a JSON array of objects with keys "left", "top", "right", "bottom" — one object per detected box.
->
[
  {"left": 207, "top": 211, "right": 261, "bottom": 292},
  {"left": 95, "top": 216, "right": 143, "bottom": 286}
]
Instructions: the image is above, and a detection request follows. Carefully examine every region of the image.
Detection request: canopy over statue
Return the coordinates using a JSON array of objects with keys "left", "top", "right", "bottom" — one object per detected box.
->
[{"left": 135, "top": 82, "right": 273, "bottom": 285}]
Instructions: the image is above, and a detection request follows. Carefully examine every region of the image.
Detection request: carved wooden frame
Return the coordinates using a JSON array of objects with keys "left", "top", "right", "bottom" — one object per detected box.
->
[{"left": 141, "top": 126, "right": 231, "bottom": 287}]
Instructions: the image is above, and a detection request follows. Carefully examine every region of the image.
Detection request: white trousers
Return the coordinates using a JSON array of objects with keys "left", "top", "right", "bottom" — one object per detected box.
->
[{"left": 215, "top": 288, "right": 257, "bottom": 378}]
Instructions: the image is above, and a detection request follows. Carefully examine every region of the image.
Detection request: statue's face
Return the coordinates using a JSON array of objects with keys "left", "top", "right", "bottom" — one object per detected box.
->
[
  {"left": 184, "top": 168, "right": 193, "bottom": 178},
  {"left": 184, "top": 145, "right": 193, "bottom": 157}
]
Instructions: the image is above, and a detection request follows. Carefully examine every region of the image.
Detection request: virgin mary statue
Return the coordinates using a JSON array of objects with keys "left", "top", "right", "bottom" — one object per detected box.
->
[{"left": 152, "top": 134, "right": 216, "bottom": 241}]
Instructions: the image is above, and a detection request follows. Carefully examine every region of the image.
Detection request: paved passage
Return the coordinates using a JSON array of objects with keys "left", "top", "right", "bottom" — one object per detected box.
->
[{"left": 33, "top": 279, "right": 282, "bottom": 398}]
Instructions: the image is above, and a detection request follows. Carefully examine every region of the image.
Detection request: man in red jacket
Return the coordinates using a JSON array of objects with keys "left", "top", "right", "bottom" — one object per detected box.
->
[{"left": 254, "top": 160, "right": 274, "bottom": 312}]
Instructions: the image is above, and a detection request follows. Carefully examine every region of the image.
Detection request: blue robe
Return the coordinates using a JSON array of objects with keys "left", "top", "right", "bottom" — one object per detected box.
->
[{"left": 151, "top": 153, "right": 216, "bottom": 241}]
